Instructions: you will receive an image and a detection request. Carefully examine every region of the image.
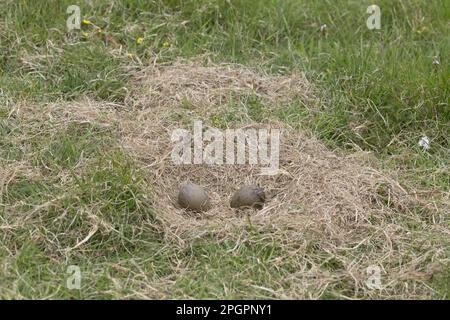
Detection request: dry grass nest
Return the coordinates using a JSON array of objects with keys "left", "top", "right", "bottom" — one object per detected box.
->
[{"left": 4, "top": 60, "right": 449, "bottom": 299}]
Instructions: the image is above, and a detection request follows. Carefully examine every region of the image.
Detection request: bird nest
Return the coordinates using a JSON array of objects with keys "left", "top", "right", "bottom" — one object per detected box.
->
[{"left": 14, "top": 59, "right": 448, "bottom": 299}]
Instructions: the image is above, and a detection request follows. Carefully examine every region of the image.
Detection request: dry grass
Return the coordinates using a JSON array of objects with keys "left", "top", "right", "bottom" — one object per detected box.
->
[
  {"left": 126, "top": 59, "right": 313, "bottom": 109},
  {"left": 1, "top": 60, "right": 449, "bottom": 299}
]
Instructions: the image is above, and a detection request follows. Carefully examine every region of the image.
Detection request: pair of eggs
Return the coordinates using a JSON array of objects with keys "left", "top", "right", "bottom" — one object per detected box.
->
[{"left": 178, "top": 182, "right": 266, "bottom": 212}]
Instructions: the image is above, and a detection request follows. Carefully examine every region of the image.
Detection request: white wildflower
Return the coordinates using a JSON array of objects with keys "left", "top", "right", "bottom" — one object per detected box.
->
[
  {"left": 432, "top": 58, "right": 440, "bottom": 67},
  {"left": 418, "top": 136, "right": 430, "bottom": 151}
]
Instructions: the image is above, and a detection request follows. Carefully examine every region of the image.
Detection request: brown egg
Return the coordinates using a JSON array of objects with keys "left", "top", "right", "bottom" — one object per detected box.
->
[
  {"left": 230, "top": 185, "right": 265, "bottom": 209},
  {"left": 178, "top": 182, "right": 211, "bottom": 212}
]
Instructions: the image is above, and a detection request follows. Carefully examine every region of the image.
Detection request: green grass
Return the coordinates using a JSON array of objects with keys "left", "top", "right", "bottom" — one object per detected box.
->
[
  {"left": 0, "top": 0, "right": 448, "bottom": 299},
  {"left": 3, "top": 0, "right": 447, "bottom": 155},
  {"left": 172, "top": 237, "right": 289, "bottom": 299}
]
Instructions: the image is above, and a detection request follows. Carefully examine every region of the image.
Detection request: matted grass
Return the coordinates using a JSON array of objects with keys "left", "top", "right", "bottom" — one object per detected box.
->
[
  {"left": 1, "top": 61, "right": 448, "bottom": 299},
  {"left": 0, "top": 0, "right": 448, "bottom": 299}
]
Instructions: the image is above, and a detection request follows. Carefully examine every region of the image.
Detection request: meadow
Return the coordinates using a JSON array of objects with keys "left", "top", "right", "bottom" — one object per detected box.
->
[{"left": 0, "top": 0, "right": 448, "bottom": 299}]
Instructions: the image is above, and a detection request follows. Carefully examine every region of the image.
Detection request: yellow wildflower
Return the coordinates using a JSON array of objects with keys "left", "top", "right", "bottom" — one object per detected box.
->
[
  {"left": 136, "top": 37, "right": 144, "bottom": 45},
  {"left": 416, "top": 26, "right": 428, "bottom": 34},
  {"left": 82, "top": 19, "right": 91, "bottom": 25},
  {"left": 162, "top": 41, "right": 170, "bottom": 48}
]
